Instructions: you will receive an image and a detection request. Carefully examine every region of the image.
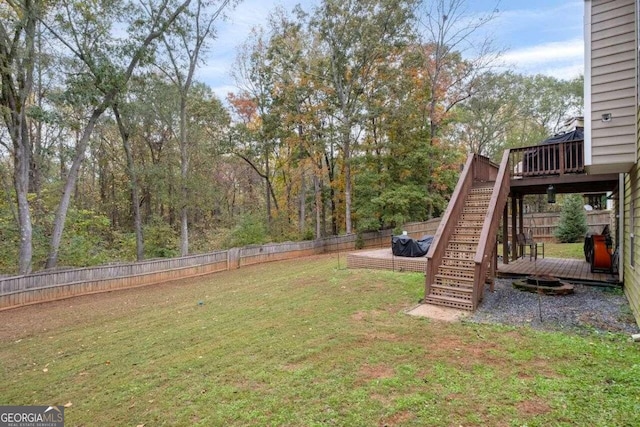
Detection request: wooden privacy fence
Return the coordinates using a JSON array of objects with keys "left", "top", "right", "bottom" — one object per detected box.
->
[
  {"left": 510, "top": 210, "right": 612, "bottom": 242},
  {"left": 0, "top": 218, "right": 441, "bottom": 310}
]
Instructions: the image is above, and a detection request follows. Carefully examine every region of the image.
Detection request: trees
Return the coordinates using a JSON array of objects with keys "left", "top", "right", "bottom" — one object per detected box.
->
[
  {"left": 555, "top": 194, "right": 588, "bottom": 243},
  {"left": 0, "top": 0, "right": 595, "bottom": 274},
  {"left": 0, "top": 0, "right": 42, "bottom": 274},
  {"left": 416, "top": 0, "right": 499, "bottom": 146},
  {"left": 450, "top": 72, "right": 584, "bottom": 161},
  {"left": 312, "top": 0, "right": 416, "bottom": 234},
  {"left": 230, "top": 28, "right": 281, "bottom": 228},
  {"left": 42, "top": 0, "right": 194, "bottom": 268},
  {"left": 158, "top": 0, "right": 233, "bottom": 256}
]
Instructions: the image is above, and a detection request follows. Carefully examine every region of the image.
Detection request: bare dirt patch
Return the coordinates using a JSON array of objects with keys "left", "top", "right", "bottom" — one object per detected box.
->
[
  {"left": 517, "top": 398, "right": 552, "bottom": 416},
  {"left": 359, "top": 363, "right": 395, "bottom": 382},
  {"left": 351, "top": 309, "right": 385, "bottom": 322},
  {"left": 379, "top": 410, "right": 415, "bottom": 426},
  {"left": 420, "top": 334, "right": 506, "bottom": 370},
  {"left": 363, "top": 332, "right": 399, "bottom": 342}
]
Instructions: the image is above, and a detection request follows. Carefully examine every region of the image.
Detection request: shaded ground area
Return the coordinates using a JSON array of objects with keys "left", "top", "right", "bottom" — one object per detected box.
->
[{"left": 470, "top": 278, "right": 639, "bottom": 335}]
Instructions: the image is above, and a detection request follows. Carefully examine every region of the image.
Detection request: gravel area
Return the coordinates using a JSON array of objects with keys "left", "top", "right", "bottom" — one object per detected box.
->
[{"left": 469, "top": 277, "right": 640, "bottom": 336}]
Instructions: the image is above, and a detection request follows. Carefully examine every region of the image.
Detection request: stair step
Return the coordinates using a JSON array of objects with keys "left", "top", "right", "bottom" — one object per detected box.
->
[
  {"left": 455, "top": 223, "right": 484, "bottom": 229},
  {"left": 441, "top": 257, "right": 476, "bottom": 269},
  {"left": 424, "top": 295, "right": 473, "bottom": 310},
  {"left": 469, "top": 186, "right": 493, "bottom": 193},
  {"left": 438, "top": 266, "right": 474, "bottom": 274},
  {"left": 447, "top": 241, "right": 478, "bottom": 250},
  {"left": 430, "top": 284, "right": 473, "bottom": 298},
  {"left": 431, "top": 282, "right": 474, "bottom": 292},
  {"left": 435, "top": 274, "right": 475, "bottom": 285},
  {"left": 468, "top": 194, "right": 492, "bottom": 199},
  {"left": 429, "top": 287, "right": 473, "bottom": 302},
  {"left": 454, "top": 227, "right": 483, "bottom": 236},
  {"left": 460, "top": 213, "right": 487, "bottom": 221},
  {"left": 450, "top": 234, "right": 480, "bottom": 243},
  {"left": 470, "top": 184, "right": 494, "bottom": 192},
  {"left": 463, "top": 206, "right": 489, "bottom": 214},
  {"left": 457, "top": 220, "right": 484, "bottom": 228},
  {"left": 442, "top": 251, "right": 476, "bottom": 263},
  {"left": 470, "top": 188, "right": 493, "bottom": 194},
  {"left": 464, "top": 200, "right": 491, "bottom": 207},
  {"left": 446, "top": 241, "right": 478, "bottom": 247},
  {"left": 437, "top": 266, "right": 475, "bottom": 280}
]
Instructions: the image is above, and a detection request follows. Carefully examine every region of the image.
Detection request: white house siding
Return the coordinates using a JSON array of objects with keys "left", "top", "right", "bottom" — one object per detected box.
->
[{"left": 589, "top": 0, "right": 637, "bottom": 173}]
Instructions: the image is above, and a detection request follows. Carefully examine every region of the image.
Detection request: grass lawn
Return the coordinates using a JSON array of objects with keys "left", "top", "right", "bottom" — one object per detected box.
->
[
  {"left": 542, "top": 242, "right": 585, "bottom": 259},
  {"left": 499, "top": 242, "right": 585, "bottom": 260},
  {"left": 1, "top": 254, "right": 639, "bottom": 426}
]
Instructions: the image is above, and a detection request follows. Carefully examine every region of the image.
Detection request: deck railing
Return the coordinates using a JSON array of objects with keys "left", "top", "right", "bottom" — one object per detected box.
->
[{"left": 509, "top": 140, "right": 584, "bottom": 178}]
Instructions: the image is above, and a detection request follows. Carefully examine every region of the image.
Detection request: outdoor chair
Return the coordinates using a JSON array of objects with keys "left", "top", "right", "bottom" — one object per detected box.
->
[{"left": 517, "top": 232, "right": 544, "bottom": 261}]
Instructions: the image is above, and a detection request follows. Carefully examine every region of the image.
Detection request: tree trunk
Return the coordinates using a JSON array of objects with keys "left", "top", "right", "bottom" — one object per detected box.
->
[
  {"left": 265, "top": 145, "right": 271, "bottom": 226},
  {"left": 299, "top": 170, "right": 306, "bottom": 234},
  {"left": 324, "top": 151, "right": 338, "bottom": 236},
  {"left": 342, "top": 126, "right": 352, "bottom": 234},
  {"left": 15, "top": 131, "right": 33, "bottom": 274},
  {"left": 114, "top": 105, "right": 145, "bottom": 261},
  {"left": 179, "top": 96, "right": 189, "bottom": 257},
  {"left": 0, "top": 1, "right": 38, "bottom": 274},
  {"left": 314, "top": 170, "right": 322, "bottom": 239},
  {"left": 46, "top": 106, "right": 107, "bottom": 269}
]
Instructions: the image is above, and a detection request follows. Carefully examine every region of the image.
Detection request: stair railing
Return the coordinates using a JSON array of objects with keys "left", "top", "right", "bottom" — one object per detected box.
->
[
  {"left": 472, "top": 150, "right": 511, "bottom": 309},
  {"left": 425, "top": 153, "right": 476, "bottom": 297}
]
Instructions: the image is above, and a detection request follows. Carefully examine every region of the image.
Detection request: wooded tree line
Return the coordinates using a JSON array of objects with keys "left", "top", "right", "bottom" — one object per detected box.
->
[{"left": 0, "top": 0, "right": 582, "bottom": 274}]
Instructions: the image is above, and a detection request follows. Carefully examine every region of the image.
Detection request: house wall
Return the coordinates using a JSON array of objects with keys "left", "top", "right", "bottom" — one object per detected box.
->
[
  {"left": 587, "top": 0, "right": 637, "bottom": 174},
  {"left": 623, "top": 141, "right": 640, "bottom": 325}
]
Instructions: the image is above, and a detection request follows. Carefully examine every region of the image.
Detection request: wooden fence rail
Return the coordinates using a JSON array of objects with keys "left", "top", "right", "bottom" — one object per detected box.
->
[
  {"left": 510, "top": 210, "right": 612, "bottom": 242},
  {"left": 0, "top": 219, "right": 441, "bottom": 310}
]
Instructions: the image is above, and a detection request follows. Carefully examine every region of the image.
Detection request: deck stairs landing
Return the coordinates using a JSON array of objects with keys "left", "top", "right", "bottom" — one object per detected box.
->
[{"left": 425, "top": 184, "right": 493, "bottom": 310}]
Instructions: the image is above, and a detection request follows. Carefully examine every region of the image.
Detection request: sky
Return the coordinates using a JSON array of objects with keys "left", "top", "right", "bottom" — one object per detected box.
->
[{"left": 198, "top": 0, "right": 585, "bottom": 100}]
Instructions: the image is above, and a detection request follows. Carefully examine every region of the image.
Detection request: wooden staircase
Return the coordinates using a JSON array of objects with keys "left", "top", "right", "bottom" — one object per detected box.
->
[
  {"left": 425, "top": 152, "right": 510, "bottom": 311},
  {"left": 425, "top": 185, "right": 492, "bottom": 309}
]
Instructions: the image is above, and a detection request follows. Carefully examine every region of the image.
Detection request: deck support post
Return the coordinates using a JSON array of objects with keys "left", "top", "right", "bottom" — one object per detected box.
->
[
  {"left": 518, "top": 196, "right": 524, "bottom": 257},
  {"left": 490, "top": 241, "right": 497, "bottom": 292},
  {"left": 511, "top": 195, "right": 517, "bottom": 261},
  {"left": 502, "top": 203, "right": 509, "bottom": 265}
]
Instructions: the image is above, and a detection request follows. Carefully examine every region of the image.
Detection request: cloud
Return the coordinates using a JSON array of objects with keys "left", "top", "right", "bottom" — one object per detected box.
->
[
  {"left": 501, "top": 38, "right": 583, "bottom": 66},
  {"left": 538, "top": 63, "right": 584, "bottom": 80},
  {"left": 497, "top": 38, "right": 583, "bottom": 79},
  {"left": 210, "top": 84, "right": 239, "bottom": 101}
]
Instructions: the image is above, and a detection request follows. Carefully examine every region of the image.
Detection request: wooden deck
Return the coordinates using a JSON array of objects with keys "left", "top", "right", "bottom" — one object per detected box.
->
[
  {"left": 346, "top": 248, "right": 427, "bottom": 273},
  {"left": 498, "top": 257, "right": 619, "bottom": 284}
]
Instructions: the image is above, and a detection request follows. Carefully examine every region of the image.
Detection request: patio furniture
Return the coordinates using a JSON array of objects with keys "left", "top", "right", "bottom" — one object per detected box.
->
[{"left": 517, "top": 232, "right": 544, "bottom": 261}]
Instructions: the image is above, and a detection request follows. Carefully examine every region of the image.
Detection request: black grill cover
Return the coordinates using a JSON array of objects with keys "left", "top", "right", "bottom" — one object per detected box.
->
[{"left": 391, "top": 235, "right": 434, "bottom": 257}]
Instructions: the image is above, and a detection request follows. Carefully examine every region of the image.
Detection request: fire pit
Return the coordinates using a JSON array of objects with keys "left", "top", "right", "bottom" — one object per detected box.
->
[{"left": 512, "top": 275, "right": 574, "bottom": 295}]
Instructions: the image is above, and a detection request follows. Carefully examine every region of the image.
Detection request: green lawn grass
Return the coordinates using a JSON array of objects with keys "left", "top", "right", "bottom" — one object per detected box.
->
[
  {"left": 499, "top": 242, "right": 585, "bottom": 260},
  {"left": 542, "top": 242, "right": 585, "bottom": 259},
  {"left": 1, "top": 255, "right": 638, "bottom": 426}
]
